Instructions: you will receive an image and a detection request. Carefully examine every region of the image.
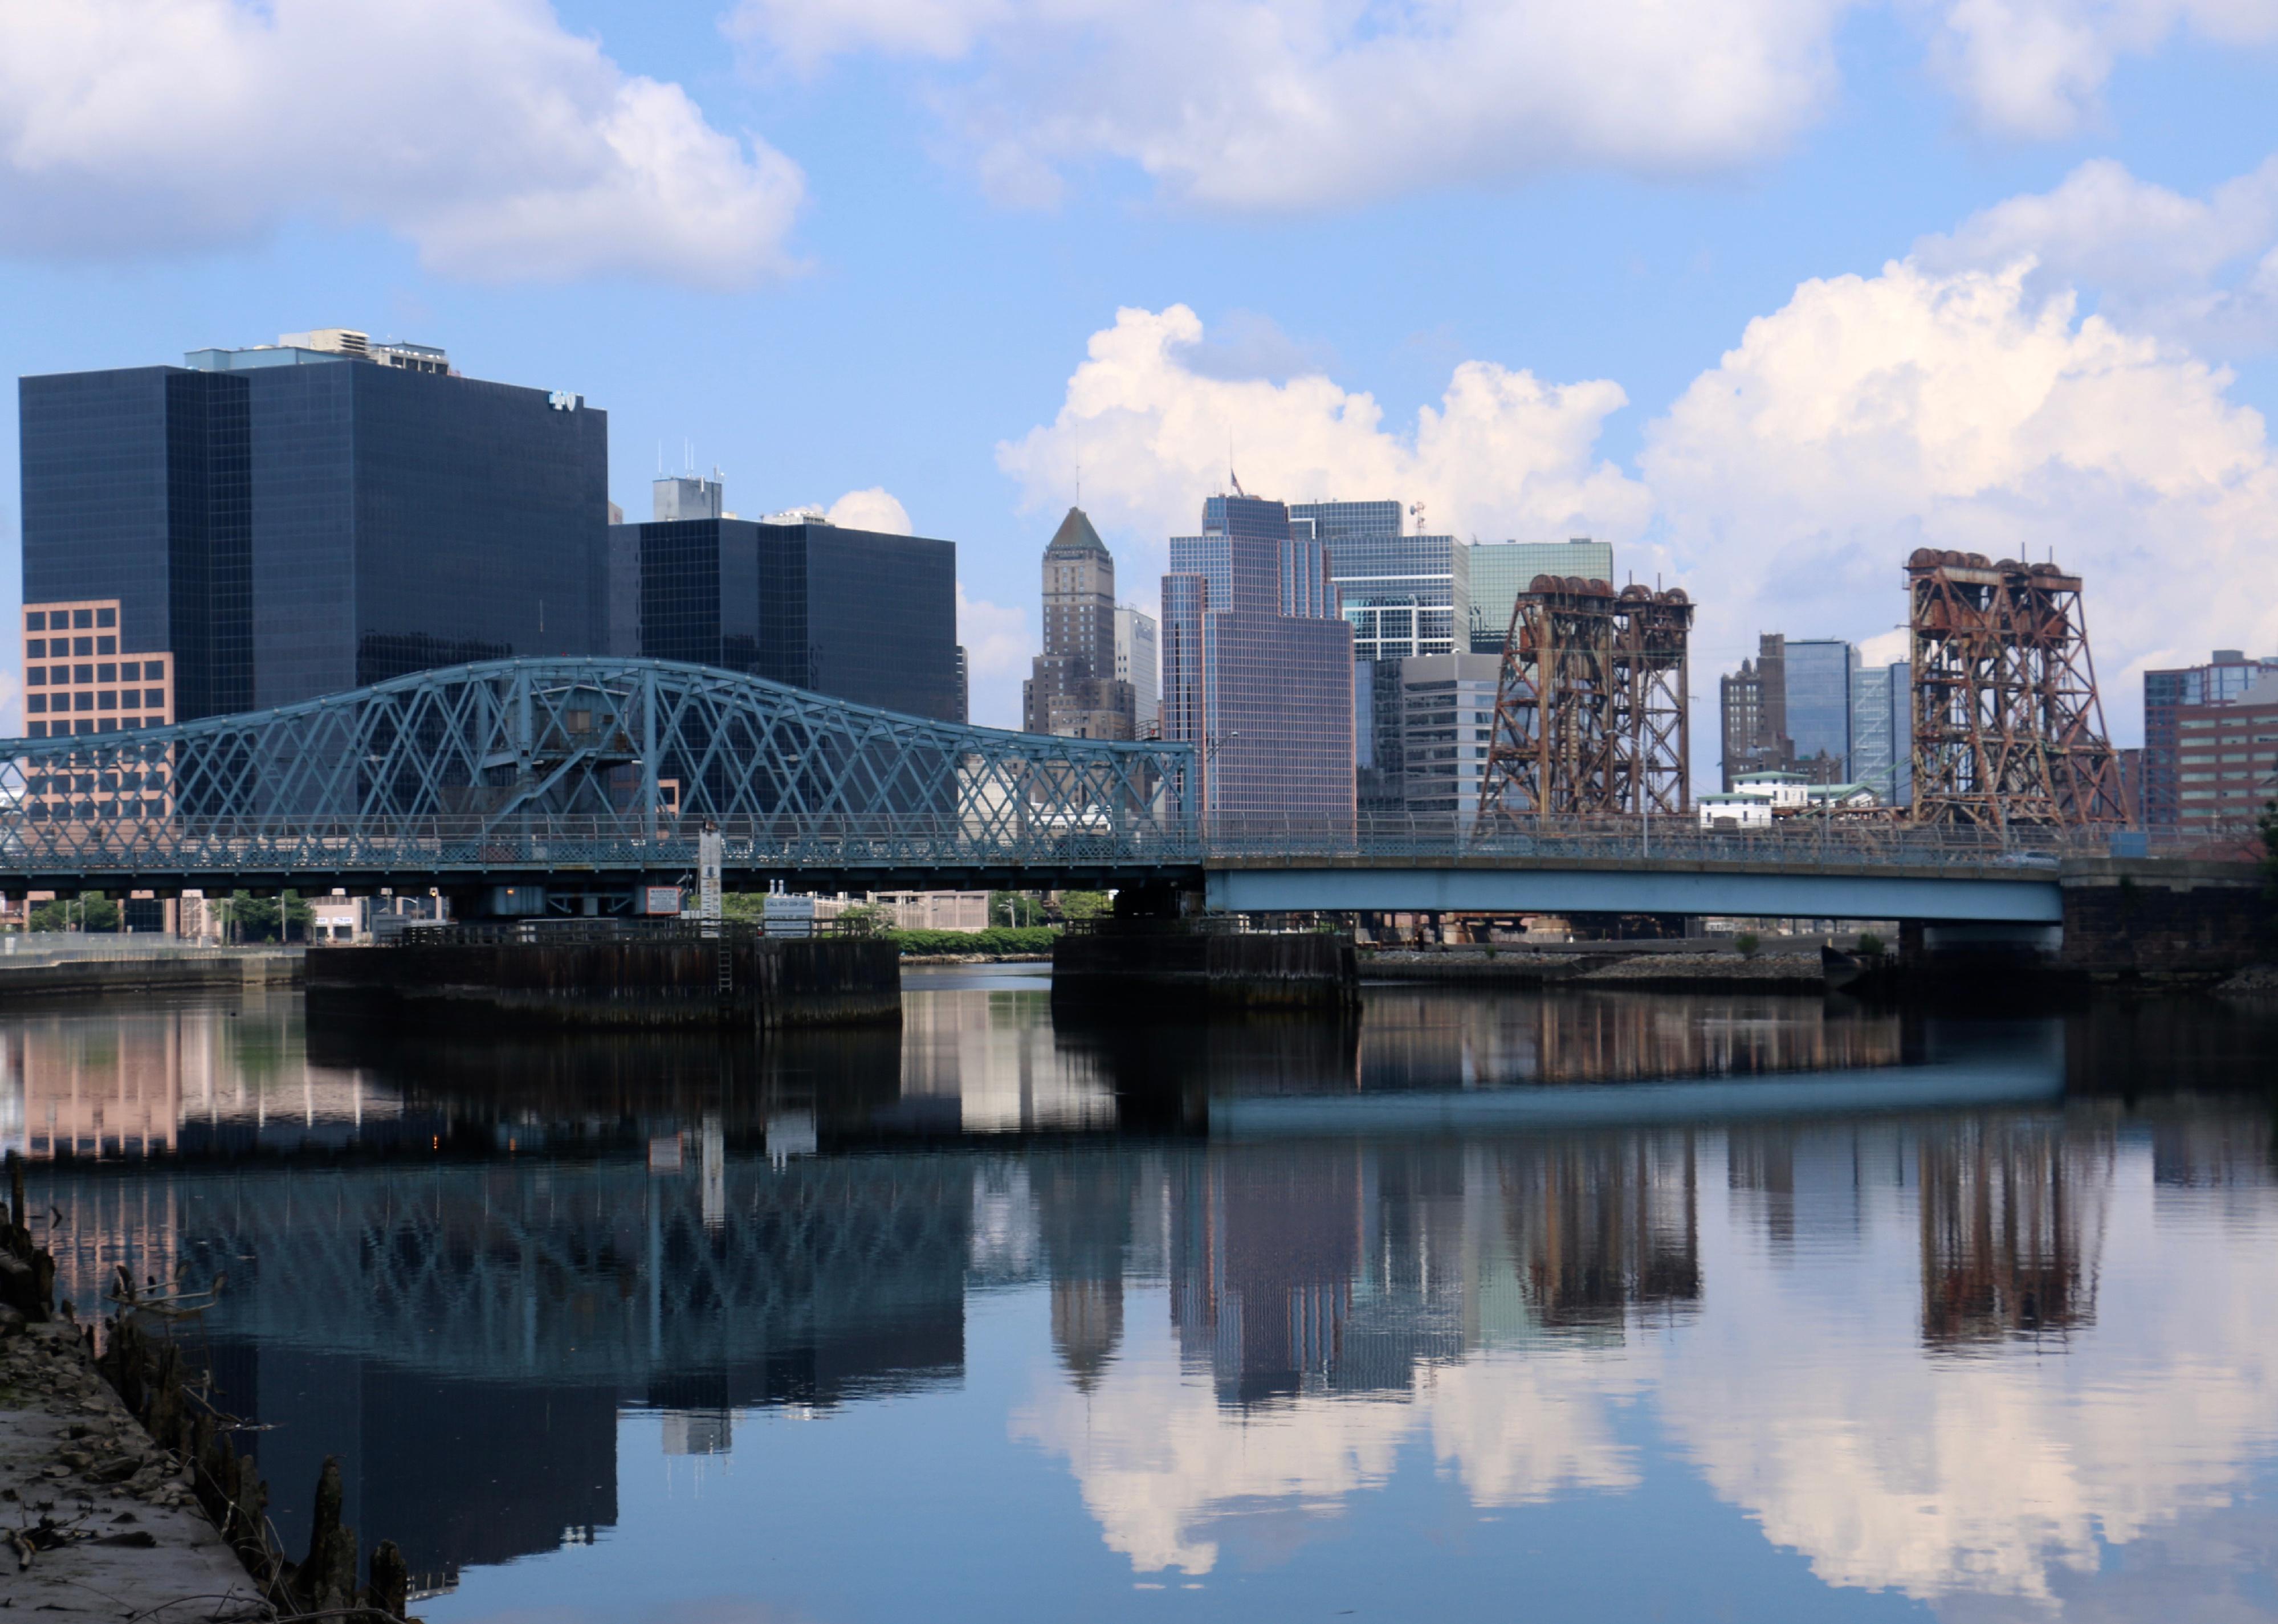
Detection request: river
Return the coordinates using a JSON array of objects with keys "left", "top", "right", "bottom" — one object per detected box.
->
[{"left": 7, "top": 968, "right": 2277, "bottom": 1622}]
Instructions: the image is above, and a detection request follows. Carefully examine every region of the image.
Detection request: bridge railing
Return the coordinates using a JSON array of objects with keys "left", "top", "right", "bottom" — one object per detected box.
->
[
  {"left": 1201, "top": 813, "right": 2234, "bottom": 870},
  {"left": 0, "top": 810, "right": 1205, "bottom": 876}
]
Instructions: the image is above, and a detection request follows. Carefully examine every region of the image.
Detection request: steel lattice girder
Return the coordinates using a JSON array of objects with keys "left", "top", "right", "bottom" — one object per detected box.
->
[{"left": 1, "top": 658, "right": 1199, "bottom": 888}]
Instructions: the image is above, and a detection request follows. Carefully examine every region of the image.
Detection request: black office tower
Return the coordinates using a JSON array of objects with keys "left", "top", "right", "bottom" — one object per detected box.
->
[
  {"left": 19, "top": 336, "right": 609, "bottom": 729},
  {"left": 624, "top": 514, "right": 960, "bottom": 723}
]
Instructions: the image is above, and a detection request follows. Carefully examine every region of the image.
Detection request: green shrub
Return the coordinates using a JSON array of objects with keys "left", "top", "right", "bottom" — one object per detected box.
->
[
  {"left": 893, "top": 927, "right": 1059, "bottom": 957},
  {"left": 1734, "top": 931, "right": 1761, "bottom": 958},
  {"left": 1855, "top": 931, "right": 1886, "bottom": 957}
]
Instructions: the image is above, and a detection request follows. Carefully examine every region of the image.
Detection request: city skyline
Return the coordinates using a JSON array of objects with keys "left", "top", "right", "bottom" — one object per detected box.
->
[{"left": 1, "top": 3, "right": 2274, "bottom": 740}]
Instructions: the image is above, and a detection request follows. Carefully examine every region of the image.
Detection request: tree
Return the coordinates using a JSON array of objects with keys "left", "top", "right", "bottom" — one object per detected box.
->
[
  {"left": 991, "top": 891, "right": 1046, "bottom": 928},
  {"left": 30, "top": 893, "right": 119, "bottom": 933},
  {"left": 223, "top": 891, "right": 316, "bottom": 944},
  {"left": 1058, "top": 890, "right": 1112, "bottom": 922}
]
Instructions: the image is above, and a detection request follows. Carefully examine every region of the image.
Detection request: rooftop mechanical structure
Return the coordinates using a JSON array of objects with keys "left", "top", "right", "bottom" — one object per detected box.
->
[
  {"left": 1906, "top": 550, "right": 2130, "bottom": 829},
  {"left": 1476, "top": 577, "right": 1693, "bottom": 823}
]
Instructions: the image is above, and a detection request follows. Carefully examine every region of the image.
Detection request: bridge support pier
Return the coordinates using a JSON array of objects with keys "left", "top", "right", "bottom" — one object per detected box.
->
[
  {"left": 1053, "top": 921, "right": 1357, "bottom": 1011},
  {"left": 307, "top": 935, "right": 901, "bottom": 1029}
]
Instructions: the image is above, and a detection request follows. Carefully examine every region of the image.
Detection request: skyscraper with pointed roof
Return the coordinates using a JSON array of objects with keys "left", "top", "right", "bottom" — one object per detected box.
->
[{"left": 1025, "top": 506, "right": 1137, "bottom": 738}]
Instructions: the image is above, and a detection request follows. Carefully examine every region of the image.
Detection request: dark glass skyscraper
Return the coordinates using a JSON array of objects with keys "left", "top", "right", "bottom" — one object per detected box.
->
[
  {"left": 19, "top": 336, "right": 609, "bottom": 727},
  {"left": 619, "top": 503, "right": 960, "bottom": 723}
]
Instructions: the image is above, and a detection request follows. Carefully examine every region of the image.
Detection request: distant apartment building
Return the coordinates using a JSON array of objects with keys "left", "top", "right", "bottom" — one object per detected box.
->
[
  {"left": 1465, "top": 539, "right": 1615, "bottom": 653},
  {"left": 2171, "top": 673, "right": 2278, "bottom": 832},
  {"left": 1161, "top": 494, "right": 1355, "bottom": 830},
  {"left": 1385, "top": 653, "right": 1502, "bottom": 825},
  {"left": 1720, "top": 635, "right": 1792, "bottom": 789},
  {"left": 2141, "top": 650, "right": 2278, "bottom": 826},
  {"left": 1023, "top": 507, "right": 1135, "bottom": 739},
  {"left": 615, "top": 474, "right": 961, "bottom": 723},
  {"left": 20, "top": 329, "right": 610, "bottom": 728}
]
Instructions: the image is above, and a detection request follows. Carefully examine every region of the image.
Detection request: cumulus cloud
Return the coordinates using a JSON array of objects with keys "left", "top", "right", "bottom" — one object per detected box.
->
[
  {"left": 0, "top": 0, "right": 805, "bottom": 286},
  {"left": 730, "top": 0, "right": 1851, "bottom": 209},
  {"left": 1006, "top": 269, "right": 2278, "bottom": 746},
  {"left": 1641, "top": 256, "right": 2278, "bottom": 730},
  {"left": 1914, "top": 0, "right": 2278, "bottom": 138},
  {"left": 996, "top": 305, "right": 1651, "bottom": 564},
  {"left": 1013, "top": 1325, "right": 1641, "bottom": 1574},
  {"left": 825, "top": 487, "right": 914, "bottom": 533},
  {"left": 1918, "top": 155, "right": 2278, "bottom": 356},
  {"left": 956, "top": 584, "right": 1030, "bottom": 727}
]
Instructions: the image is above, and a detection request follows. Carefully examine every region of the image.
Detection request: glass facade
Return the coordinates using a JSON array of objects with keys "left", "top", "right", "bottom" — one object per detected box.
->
[
  {"left": 1160, "top": 496, "right": 1355, "bottom": 830},
  {"left": 1284, "top": 500, "right": 1465, "bottom": 663},
  {"left": 1783, "top": 640, "right": 1857, "bottom": 784},
  {"left": 1465, "top": 540, "right": 1615, "bottom": 652},
  {"left": 623, "top": 517, "right": 960, "bottom": 722},
  {"left": 21, "top": 353, "right": 609, "bottom": 720},
  {"left": 1847, "top": 662, "right": 1911, "bottom": 803}
]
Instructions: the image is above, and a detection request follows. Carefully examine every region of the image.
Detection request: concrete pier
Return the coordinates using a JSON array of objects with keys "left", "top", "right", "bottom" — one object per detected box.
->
[
  {"left": 306, "top": 931, "right": 901, "bottom": 1028},
  {"left": 1053, "top": 923, "right": 1358, "bottom": 1010}
]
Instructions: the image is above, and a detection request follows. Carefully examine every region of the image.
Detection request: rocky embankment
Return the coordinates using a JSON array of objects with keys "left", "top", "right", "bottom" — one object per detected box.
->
[
  {"left": 3, "top": 1160, "right": 411, "bottom": 1622},
  {"left": 1, "top": 1322, "right": 267, "bottom": 1620}
]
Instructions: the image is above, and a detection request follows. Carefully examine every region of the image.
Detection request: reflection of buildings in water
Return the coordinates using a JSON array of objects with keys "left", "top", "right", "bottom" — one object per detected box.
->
[
  {"left": 1358, "top": 989, "right": 1905, "bottom": 1094},
  {"left": 1501, "top": 1135, "right": 1700, "bottom": 1333},
  {"left": 1727, "top": 1125, "right": 1873, "bottom": 1259},
  {"left": 1655, "top": 1110, "right": 2278, "bottom": 1609},
  {"left": 1918, "top": 1118, "right": 2110, "bottom": 1348},
  {"left": 900, "top": 988, "right": 1118, "bottom": 1133},
  {"left": 1032, "top": 1150, "right": 1141, "bottom": 1389},
  {"left": 40, "top": 1152, "right": 977, "bottom": 1577},
  {"left": 1169, "top": 1135, "right": 1700, "bottom": 1407},
  {"left": 2, "top": 997, "right": 401, "bottom": 1162}
]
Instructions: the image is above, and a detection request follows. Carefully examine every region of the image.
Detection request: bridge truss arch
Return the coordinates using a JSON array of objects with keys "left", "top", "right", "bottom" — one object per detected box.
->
[{"left": 1, "top": 659, "right": 1198, "bottom": 895}]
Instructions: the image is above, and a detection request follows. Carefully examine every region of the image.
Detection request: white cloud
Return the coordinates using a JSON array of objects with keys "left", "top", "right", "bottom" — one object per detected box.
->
[
  {"left": 1914, "top": 0, "right": 2278, "bottom": 138},
  {"left": 1918, "top": 156, "right": 2278, "bottom": 357},
  {"left": 826, "top": 487, "right": 914, "bottom": 533},
  {"left": 996, "top": 305, "right": 1651, "bottom": 565},
  {"left": 730, "top": 0, "right": 1852, "bottom": 209},
  {"left": 957, "top": 583, "right": 1030, "bottom": 727},
  {"left": 0, "top": 0, "right": 804, "bottom": 287},
  {"left": 1641, "top": 256, "right": 2278, "bottom": 732},
  {"left": 1013, "top": 1324, "right": 1641, "bottom": 1574}
]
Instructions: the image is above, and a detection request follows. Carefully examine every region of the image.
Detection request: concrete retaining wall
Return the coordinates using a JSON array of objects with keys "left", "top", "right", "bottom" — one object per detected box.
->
[{"left": 0, "top": 950, "right": 299, "bottom": 1001}]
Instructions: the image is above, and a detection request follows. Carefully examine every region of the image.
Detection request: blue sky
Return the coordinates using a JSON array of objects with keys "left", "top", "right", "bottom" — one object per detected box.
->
[{"left": 5, "top": 0, "right": 2277, "bottom": 732}]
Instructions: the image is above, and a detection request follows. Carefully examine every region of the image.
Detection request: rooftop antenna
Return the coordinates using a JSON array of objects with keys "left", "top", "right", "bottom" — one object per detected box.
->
[
  {"left": 1408, "top": 500, "right": 1426, "bottom": 534},
  {"left": 1228, "top": 431, "right": 1247, "bottom": 499}
]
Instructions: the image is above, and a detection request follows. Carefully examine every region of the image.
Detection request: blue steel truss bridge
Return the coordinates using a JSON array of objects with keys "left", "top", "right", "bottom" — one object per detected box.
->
[
  {"left": 0, "top": 656, "right": 2162, "bottom": 923},
  {"left": 2, "top": 658, "right": 1197, "bottom": 906}
]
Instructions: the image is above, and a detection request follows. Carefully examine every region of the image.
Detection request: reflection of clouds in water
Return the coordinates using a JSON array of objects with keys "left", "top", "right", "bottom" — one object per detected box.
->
[
  {"left": 1661, "top": 1142, "right": 2278, "bottom": 1606},
  {"left": 1012, "top": 1308, "right": 1645, "bottom": 1573}
]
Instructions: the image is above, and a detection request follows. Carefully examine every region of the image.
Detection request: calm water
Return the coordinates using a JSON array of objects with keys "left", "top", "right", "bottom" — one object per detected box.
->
[{"left": 8, "top": 969, "right": 2278, "bottom": 1623}]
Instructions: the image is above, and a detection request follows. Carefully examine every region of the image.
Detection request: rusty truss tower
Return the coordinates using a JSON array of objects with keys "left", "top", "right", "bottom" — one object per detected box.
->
[
  {"left": 1906, "top": 549, "right": 2130, "bottom": 829},
  {"left": 1478, "top": 577, "right": 1693, "bottom": 821}
]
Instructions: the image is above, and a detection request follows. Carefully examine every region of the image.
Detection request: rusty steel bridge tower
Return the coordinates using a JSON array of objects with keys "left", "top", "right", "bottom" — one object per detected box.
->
[
  {"left": 1477, "top": 576, "right": 1693, "bottom": 822},
  {"left": 1905, "top": 549, "right": 2131, "bottom": 829}
]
